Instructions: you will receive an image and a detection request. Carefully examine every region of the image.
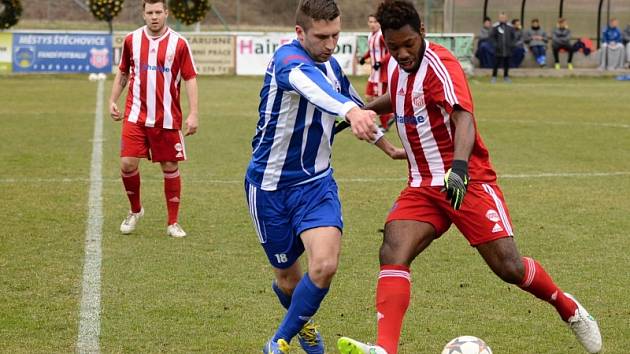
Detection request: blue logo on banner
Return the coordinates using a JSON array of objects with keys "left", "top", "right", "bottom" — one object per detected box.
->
[
  {"left": 12, "top": 33, "right": 112, "bottom": 73},
  {"left": 14, "top": 47, "right": 35, "bottom": 68}
]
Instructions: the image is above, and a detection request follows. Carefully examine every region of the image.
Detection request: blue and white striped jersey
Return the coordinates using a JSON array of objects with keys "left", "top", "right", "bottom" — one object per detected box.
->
[{"left": 245, "top": 39, "right": 364, "bottom": 191}]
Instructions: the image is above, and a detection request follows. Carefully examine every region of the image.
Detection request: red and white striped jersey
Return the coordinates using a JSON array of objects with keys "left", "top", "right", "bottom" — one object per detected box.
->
[
  {"left": 119, "top": 26, "right": 197, "bottom": 130},
  {"left": 365, "top": 30, "right": 389, "bottom": 83},
  {"left": 387, "top": 40, "right": 497, "bottom": 187}
]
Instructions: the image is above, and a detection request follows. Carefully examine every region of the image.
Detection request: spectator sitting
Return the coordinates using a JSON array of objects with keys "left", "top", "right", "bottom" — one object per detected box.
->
[
  {"left": 623, "top": 24, "right": 630, "bottom": 68},
  {"left": 475, "top": 17, "right": 495, "bottom": 68},
  {"left": 490, "top": 12, "right": 516, "bottom": 83},
  {"left": 552, "top": 18, "right": 575, "bottom": 70},
  {"left": 510, "top": 19, "right": 525, "bottom": 68},
  {"left": 599, "top": 18, "right": 625, "bottom": 70},
  {"left": 524, "top": 18, "right": 548, "bottom": 67}
]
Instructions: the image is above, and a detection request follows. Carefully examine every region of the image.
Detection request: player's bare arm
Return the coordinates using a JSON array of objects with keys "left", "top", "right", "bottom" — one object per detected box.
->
[
  {"left": 443, "top": 107, "right": 475, "bottom": 210},
  {"left": 450, "top": 108, "right": 475, "bottom": 161},
  {"left": 109, "top": 71, "right": 129, "bottom": 121},
  {"left": 375, "top": 137, "right": 406, "bottom": 160},
  {"left": 184, "top": 77, "right": 198, "bottom": 136},
  {"left": 345, "top": 107, "right": 378, "bottom": 141},
  {"left": 363, "top": 92, "right": 393, "bottom": 116}
]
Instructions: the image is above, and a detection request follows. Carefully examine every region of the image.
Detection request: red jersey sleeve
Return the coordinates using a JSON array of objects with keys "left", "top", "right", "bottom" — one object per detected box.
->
[
  {"left": 118, "top": 35, "right": 132, "bottom": 74},
  {"left": 426, "top": 45, "right": 474, "bottom": 115},
  {"left": 177, "top": 38, "right": 197, "bottom": 81}
]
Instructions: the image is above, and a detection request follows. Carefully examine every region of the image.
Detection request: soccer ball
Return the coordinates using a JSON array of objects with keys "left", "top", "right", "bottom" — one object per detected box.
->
[
  {"left": 441, "top": 336, "right": 492, "bottom": 354},
  {"left": 88, "top": 73, "right": 98, "bottom": 81}
]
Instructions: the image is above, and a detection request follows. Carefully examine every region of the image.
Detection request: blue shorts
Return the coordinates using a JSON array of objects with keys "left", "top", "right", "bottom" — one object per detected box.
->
[{"left": 244, "top": 174, "right": 343, "bottom": 269}]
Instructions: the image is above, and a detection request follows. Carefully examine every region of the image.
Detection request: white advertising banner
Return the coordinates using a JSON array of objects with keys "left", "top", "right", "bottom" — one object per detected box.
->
[{"left": 236, "top": 33, "right": 357, "bottom": 76}]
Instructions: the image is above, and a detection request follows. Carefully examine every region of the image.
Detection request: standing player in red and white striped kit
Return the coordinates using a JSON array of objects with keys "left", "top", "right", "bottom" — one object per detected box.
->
[
  {"left": 338, "top": 1, "right": 602, "bottom": 354},
  {"left": 359, "top": 14, "right": 393, "bottom": 131},
  {"left": 109, "top": 0, "right": 198, "bottom": 238}
]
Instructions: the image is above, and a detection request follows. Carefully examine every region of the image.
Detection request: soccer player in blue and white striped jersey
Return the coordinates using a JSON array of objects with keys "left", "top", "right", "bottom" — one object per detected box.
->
[{"left": 245, "top": 1, "right": 405, "bottom": 353}]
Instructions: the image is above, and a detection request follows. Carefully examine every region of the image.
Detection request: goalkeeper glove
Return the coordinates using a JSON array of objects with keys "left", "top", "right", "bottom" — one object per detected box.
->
[
  {"left": 444, "top": 160, "right": 469, "bottom": 210},
  {"left": 359, "top": 57, "right": 366, "bottom": 65},
  {"left": 372, "top": 61, "right": 381, "bottom": 70}
]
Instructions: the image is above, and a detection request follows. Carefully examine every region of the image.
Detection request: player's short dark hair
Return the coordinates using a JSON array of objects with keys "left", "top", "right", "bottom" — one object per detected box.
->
[
  {"left": 296, "top": 0, "right": 341, "bottom": 31},
  {"left": 143, "top": 0, "right": 167, "bottom": 10},
  {"left": 376, "top": 0, "right": 422, "bottom": 34}
]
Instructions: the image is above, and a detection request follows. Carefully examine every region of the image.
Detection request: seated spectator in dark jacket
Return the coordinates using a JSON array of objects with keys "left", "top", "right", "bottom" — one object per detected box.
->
[
  {"left": 599, "top": 18, "right": 625, "bottom": 70},
  {"left": 510, "top": 19, "right": 525, "bottom": 68},
  {"left": 490, "top": 12, "right": 516, "bottom": 82},
  {"left": 475, "top": 17, "right": 495, "bottom": 68},
  {"left": 623, "top": 24, "right": 630, "bottom": 67},
  {"left": 552, "top": 18, "right": 574, "bottom": 70},
  {"left": 524, "top": 18, "right": 548, "bottom": 67}
]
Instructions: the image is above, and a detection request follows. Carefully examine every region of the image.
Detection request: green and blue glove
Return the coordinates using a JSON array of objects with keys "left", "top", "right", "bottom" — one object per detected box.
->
[{"left": 444, "top": 160, "right": 469, "bottom": 210}]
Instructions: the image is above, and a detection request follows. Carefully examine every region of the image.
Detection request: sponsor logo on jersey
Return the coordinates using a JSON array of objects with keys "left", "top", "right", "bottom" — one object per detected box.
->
[
  {"left": 396, "top": 114, "right": 425, "bottom": 125},
  {"left": 486, "top": 209, "right": 500, "bottom": 222},
  {"left": 141, "top": 63, "right": 171, "bottom": 73},
  {"left": 397, "top": 87, "right": 405, "bottom": 96}
]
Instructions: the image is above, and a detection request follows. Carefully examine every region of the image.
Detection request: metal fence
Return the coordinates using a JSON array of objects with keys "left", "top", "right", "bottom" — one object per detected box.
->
[{"left": 18, "top": 0, "right": 630, "bottom": 41}]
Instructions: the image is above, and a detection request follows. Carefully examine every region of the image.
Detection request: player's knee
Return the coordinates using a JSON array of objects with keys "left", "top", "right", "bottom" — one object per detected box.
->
[
  {"left": 496, "top": 259, "right": 525, "bottom": 284},
  {"left": 120, "top": 160, "right": 139, "bottom": 173},
  {"left": 379, "top": 239, "right": 412, "bottom": 265},
  {"left": 308, "top": 258, "right": 338, "bottom": 284}
]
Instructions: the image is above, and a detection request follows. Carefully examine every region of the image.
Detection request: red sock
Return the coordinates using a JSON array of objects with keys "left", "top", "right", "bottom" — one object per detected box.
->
[
  {"left": 376, "top": 265, "right": 411, "bottom": 354},
  {"left": 121, "top": 169, "right": 141, "bottom": 213},
  {"left": 519, "top": 257, "right": 577, "bottom": 321},
  {"left": 163, "top": 169, "right": 181, "bottom": 225}
]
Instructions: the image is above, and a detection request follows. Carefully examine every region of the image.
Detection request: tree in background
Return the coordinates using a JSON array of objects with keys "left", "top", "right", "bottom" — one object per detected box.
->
[
  {"left": 169, "top": 0, "right": 210, "bottom": 26},
  {"left": 87, "top": 0, "right": 124, "bottom": 33},
  {"left": 0, "top": 0, "right": 22, "bottom": 29}
]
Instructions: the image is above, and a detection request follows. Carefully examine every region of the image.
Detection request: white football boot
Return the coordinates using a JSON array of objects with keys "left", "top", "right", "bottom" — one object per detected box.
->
[
  {"left": 120, "top": 208, "right": 144, "bottom": 234},
  {"left": 167, "top": 223, "right": 187, "bottom": 238},
  {"left": 565, "top": 293, "right": 602, "bottom": 353},
  {"left": 337, "top": 337, "right": 387, "bottom": 354}
]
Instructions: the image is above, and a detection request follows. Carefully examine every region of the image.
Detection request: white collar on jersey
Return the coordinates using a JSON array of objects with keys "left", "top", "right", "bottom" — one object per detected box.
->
[{"left": 143, "top": 26, "right": 171, "bottom": 42}]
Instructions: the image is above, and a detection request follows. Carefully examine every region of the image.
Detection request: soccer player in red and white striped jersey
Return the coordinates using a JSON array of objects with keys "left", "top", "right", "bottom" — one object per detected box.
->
[
  {"left": 109, "top": 0, "right": 198, "bottom": 238},
  {"left": 359, "top": 15, "right": 393, "bottom": 130},
  {"left": 337, "top": 2, "right": 601, "bottom": 354}
]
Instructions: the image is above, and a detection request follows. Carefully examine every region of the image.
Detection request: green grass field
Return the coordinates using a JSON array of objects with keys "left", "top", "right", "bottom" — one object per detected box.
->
[{"left": 1, "top": 75, "right": 629, "bottom": 353}]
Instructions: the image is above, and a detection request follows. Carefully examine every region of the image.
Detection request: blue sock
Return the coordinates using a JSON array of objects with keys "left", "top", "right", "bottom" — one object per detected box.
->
[
  {"left": 273, "top": 273, "right": 328, "bottom": 342},
  {"left": 272, "top": 280, "right": 292, "bottom": 310}
]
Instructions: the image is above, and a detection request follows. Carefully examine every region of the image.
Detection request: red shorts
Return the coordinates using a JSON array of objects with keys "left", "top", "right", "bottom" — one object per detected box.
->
[
  {"left": 366, "top": 81, "right": 387, "bottom": 97},
  {"left": 120, "top": 121, "right": 186, "bottom": 162},
  {"left": 386, "top": 183, "right": 514, "bottom": 246}
]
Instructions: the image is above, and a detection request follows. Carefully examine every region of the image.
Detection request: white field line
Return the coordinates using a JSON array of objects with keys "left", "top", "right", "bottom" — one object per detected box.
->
[
  {"left": 2, "top": 171, "right": 629, "bottom": 186},
  {"left": 77, "top": 80, "right": 104, "bottom": 354},
  {"left": 478, "top": 118, "right": 630, "bottom": 129}
]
